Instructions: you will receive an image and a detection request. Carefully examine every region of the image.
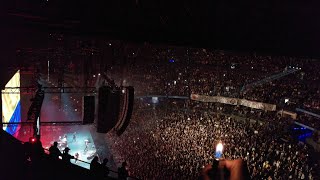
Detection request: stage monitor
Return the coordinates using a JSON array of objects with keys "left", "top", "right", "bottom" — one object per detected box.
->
[{"left": 1, "top": 70, "right": 21, "bottom": 135}]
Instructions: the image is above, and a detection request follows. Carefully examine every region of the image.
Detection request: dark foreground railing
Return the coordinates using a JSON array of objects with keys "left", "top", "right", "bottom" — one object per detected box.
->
[{"left": 42, "top": 148, "right": 140, "bottom": 180}]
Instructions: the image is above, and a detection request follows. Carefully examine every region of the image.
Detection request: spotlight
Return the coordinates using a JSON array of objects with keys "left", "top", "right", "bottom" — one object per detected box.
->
[
  {"left": 98, "top": 73, "right": 101, "bottom": 76},
  {"left": 29, "top": 137, "right": 36, "bottom": 143}
]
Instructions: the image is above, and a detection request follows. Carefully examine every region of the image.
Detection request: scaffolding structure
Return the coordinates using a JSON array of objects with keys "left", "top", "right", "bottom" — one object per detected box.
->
[{"left": 1, "top": 86, "right": 96, "bottom": 94}]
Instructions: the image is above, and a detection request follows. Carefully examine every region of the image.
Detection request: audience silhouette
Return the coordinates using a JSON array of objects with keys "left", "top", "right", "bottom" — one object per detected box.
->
[
  {"left": 61, "top": 147, "right": 74, "bottom": 164},
  {"left": 101, "top": 158, "right": 110, "bottom": 177},
  {"left": 49, "top": 141, "right": 62, "bottom": 160},
  {"left": 90, "top": 156, "right": 100, "bottom": 175},
  {"left": 118, "top": 161, "right": 129, "bottom": 180}
]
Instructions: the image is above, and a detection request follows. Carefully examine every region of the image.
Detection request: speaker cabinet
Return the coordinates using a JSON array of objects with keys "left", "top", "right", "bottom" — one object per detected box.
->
[{"left": 82, "top": 96, "right": 95, "bottom": 124}]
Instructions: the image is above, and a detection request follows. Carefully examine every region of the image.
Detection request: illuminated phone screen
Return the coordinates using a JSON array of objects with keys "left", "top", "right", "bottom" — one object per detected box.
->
[{"left": 215, "top": 142, "right": 223, "bottom": 159}]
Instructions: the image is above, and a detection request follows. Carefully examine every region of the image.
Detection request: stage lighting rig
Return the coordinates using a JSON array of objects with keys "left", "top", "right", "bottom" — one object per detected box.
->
[{"left": 27, "top": 83, "right": 45, "bottom": 137}]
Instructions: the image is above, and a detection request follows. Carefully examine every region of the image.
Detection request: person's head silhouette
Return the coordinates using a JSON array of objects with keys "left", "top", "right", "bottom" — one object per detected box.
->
[
  {"left": 92, "top": 156, "right": 99, "bottom": 162},
  {"left": 103, "top": 158, "right": 108, "bottom": 165},
  {"left": 64, "top": 147, "right": 70, "bottom": 153}
]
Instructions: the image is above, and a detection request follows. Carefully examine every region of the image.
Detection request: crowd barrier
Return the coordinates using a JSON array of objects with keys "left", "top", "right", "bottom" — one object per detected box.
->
[{"left": 296, "top": 108, "right": 320, "bottom": 119}]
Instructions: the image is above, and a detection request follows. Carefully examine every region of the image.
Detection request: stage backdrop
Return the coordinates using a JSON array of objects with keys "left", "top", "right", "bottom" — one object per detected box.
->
[{"left": 2, "top": 70, "right": 21, "bottom": 135}]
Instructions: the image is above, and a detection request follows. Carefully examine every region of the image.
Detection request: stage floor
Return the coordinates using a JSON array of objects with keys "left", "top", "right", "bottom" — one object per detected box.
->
[
  {"left": 13, "top": 77, "right": 117, "bottom": 171},
  {"left": 15, "top": 124, "right": 118, "bottom": 174},
  {"left": 41, "top": 125, "right": 96, "bottom": 169}
]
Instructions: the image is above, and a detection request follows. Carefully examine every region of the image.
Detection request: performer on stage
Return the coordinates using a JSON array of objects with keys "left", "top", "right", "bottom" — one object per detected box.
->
[
  {"left": 72, "top": 132, "right": 77, "bottom": 142},
  {"left": 84, "top": 139, "right": 89, "bottom": 152},
  {"left": 62, "top": 135, "right": 68, "bottom": 147},
  {"left": 74, "top": 152, "right": 79, "bottom": 163},
  {"left": 58, "top": 136, "right": 62, "bottom": 148}
]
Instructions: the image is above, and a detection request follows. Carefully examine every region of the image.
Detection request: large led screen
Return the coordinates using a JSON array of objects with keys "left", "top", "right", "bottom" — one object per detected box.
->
[{"left": 2, "top": 70, "right": 21, "bottom": 135}]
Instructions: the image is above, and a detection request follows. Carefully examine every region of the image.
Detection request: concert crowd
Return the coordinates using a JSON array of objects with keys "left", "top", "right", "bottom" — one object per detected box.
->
[
  {"left": 40, "top": 42, "right": 320, "bottom": 179},
  {"left": 106, "top": 47, "right": 320, "bottom": 130},
  {"left": 108, "top": 102, "right": 319, "bottom": 179},
  {"left": 101, "top": 47, "right": 320, "bottom": 179}
]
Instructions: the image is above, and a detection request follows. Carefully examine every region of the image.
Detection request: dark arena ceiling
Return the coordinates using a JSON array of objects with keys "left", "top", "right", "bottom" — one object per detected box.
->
[
  {"left": 2, "top": 0, "right": 320, "bottom": 52},
  {"left": 0, "top": 0, "right": 320, "bottom": 87}
]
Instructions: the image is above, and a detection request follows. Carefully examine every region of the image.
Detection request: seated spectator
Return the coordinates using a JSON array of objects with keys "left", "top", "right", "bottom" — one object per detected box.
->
[
  {"left": 118, "top": 161, "right": 129, "bottom": 180},
  {"left": 100, "top": 158, "right": 110, "bottom": 177},
  {"left": 90, "top": 156, "right": 100, "bottom": 175},
  {"left": 49, "top": 141, "right": 61, "bottom": 160},
  {"left": 62, "top": 147, "right": 74, "bottom": 163}
]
